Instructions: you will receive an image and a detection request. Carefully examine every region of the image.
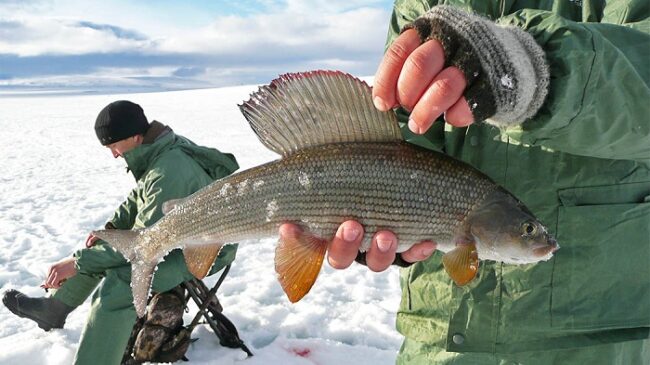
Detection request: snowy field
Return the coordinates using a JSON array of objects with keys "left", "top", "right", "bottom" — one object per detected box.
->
[{"left": 0, "top": 83, "right": 406, "bottom": 364}]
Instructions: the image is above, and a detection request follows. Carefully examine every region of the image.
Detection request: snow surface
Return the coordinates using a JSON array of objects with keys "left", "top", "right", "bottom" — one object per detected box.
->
[{"left": 0, "top": 84, "right": 405, "bottom": 364}]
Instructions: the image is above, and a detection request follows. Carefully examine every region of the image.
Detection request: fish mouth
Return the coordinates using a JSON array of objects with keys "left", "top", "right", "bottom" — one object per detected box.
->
[{"left": 533, "top": 238, "right": 559, "bottom": 257}]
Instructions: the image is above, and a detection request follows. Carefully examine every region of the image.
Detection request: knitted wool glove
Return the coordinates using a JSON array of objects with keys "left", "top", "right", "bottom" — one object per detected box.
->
[{"left": 404, "top": 5, "right": 550, "bottom": 127}]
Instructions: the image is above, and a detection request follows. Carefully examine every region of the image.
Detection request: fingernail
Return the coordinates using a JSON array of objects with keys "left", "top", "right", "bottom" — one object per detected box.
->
[
  {"left": 342, "top": 226, "right": 360, "bottom": 242},
  {"left": 408, "top": 118, "right": 425, "bottom": 134},
  {"left": 373, "top": 96, "right": 388, "bottom": 111},
  {"left": 377, "top": 238, "right": 395, "bottom": 253},
  {"left": 421, "top": 246, "right": 436, "bottom": 257}
]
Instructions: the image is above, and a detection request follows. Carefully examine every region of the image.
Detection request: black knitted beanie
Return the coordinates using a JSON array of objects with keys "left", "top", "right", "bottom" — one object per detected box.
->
[{"left": 94, "top": 100, "right": 149, "bottom": 145}]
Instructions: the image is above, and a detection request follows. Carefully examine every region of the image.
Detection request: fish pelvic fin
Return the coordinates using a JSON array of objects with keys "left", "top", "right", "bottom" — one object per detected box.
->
[
  {"left": 183, "top": 243, "right": 223, "bottom": 279},
  {"left": 275, "top": 230, "right": 327, "bottom": 303},
  {"left": 442, "top": 243, "right": 479, "bottom": 286},
  {"left": 130, "top": 260, "right": 157, "bottom": 317},
  {"left": 91, "top": 228, "right": 143, "bottom": 262},
  {"left": 239, "top": 70, "right": 403, "bottom": 157}
]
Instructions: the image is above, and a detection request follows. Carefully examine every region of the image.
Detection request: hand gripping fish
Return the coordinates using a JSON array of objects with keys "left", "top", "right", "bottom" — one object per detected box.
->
[{"left": 93, "top": 71, "right": 559, "bottom": 317}]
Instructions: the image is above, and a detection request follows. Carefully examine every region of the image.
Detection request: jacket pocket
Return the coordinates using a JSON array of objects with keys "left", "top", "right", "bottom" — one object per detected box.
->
[{"left": 551, "top": 183, "right": 650, "bottom": 330}]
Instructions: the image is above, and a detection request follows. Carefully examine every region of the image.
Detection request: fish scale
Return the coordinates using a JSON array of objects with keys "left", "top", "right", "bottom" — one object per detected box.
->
[{"left": 156, "top": 142, "right": 496, "bottom": 254}]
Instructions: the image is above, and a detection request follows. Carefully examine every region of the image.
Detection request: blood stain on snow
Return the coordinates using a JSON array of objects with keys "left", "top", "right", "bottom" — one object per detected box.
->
[{"left": 291, "top": 348, "right": 311, "bottom": 357}]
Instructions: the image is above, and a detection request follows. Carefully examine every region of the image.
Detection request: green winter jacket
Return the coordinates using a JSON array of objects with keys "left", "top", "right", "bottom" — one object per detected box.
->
[
  {"left": 388, "top": 0, "right": 650, "bottom": 362},
  {"left": 75, "top": 121, "right": 239, "bottom": 280}
]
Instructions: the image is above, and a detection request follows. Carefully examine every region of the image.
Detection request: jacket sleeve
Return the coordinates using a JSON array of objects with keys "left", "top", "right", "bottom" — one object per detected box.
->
[
  {"left": 133, "top": 169, "right": 199, "bottom": 229},
  {"left": 387, "top": 5, "right": 650, "bottom": 161},
  {"left": 75, "top": 168, "right": 203, "bottom": 273},
  {"left": 498, "top": 10, "right": 649, "bottom": 161},
  {"left": 74, "top": 243, "right": 129, "bottom": 275},
  {"left": 107, "top": 188, "right": 138, "bottom": 229},
  {"left": 74, "top": 189, "right": 139, "bottom": 274}
]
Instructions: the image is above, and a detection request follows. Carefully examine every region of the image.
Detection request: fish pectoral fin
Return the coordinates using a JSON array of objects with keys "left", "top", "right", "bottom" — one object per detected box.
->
[
  {"left": 131, "top": 260, "right": 157, "bottom": 318},
  {"left": 275, "top": 231, "right": 327, "bottom": 303},
  {"left": 442, "top": 243, "right": 479, "bottom": 286},
  {"left": 183, "top": 243, "right": 223, "bottom": 280}
]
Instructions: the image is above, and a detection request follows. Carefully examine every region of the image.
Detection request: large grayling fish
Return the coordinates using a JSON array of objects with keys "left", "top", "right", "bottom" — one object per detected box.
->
[{"left": 93, "top": 71, "right": 558, "bottom": 317}]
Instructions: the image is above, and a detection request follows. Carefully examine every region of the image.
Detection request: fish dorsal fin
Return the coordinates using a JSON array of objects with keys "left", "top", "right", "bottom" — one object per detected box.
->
[
  {"left": 239, "top": 70, "right": 402, "bottom": 156},
  {"left": 183, "top": 243, "right": 223, "bottom": 279}
]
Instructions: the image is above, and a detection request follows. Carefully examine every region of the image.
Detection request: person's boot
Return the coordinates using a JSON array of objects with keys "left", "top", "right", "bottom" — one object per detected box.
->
[{"left": 2, "top": 289, "right": 74, "bottom": 331}]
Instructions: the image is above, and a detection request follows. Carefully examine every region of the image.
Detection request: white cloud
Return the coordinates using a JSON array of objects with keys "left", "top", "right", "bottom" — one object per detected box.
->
[
  {"left": 0, "top": 16, "right": 155, "bottom": 56},
  {"left": 0, "top": 1, "right": 393, "bottom": 91},
  {"left": 1, "top": 1, "right": 390, "bottom": 57}
]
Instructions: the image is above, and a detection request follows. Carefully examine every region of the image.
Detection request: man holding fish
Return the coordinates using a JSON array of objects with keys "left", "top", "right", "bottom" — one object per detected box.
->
[
  {"left": 317, "top": 2, "right": 649, "bottom": 364},
  {"left": 92, "top": 2, "right": 646, "bottom": 365}
]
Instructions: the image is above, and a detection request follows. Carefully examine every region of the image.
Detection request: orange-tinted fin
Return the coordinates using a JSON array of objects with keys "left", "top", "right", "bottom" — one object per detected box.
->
[
  {"left": 442, "top": 243, "right": 479, "bottom": 286},
  {"left": 275, "top": 231, "right": 327, "bottom": 303},
  {"left": 183, "top": 244, "right": 223, "bottom": 279}
]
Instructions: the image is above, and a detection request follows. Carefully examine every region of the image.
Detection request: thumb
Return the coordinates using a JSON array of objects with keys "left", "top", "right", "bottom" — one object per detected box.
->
[
  {"left": 85, "top": 234, "right": 98, "bottom": 248},
  {"left": 400, "top": 241, "right": 437, "bottom": 263}
]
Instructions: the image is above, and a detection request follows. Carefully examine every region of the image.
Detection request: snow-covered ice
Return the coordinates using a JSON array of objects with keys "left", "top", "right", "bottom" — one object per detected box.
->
[{"left": 0, "top": 84, "right": 404, "bottom": 365}]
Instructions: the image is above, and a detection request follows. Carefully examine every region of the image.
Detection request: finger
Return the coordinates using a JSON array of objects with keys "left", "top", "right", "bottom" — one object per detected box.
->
[
  {"left": 444, "top": 96, "right": 474, "bottom": 127},
  {"left": 365, "top": 230, "right": 397, "bottom": 272},
  {"left": 328, "top": 220, "right": 364, "bottom": 269},
  {"left": 279, "top": 222, "right": 302, "bottom": 240},
  {"left": 397, "top": 39, "right": 445, "bottom": 111},
  {"left": 400, "top": 241, "right": 437, "bottom": 263},
  {"left": 408, "top": 66, "right": 467, "bottom": 134},
  {"left": 44, "top": 270, "right": 55, "bottom": 288},
  {"left": 85, "top": 235, "right": 98, "bottom": 248},
  {"left": 52, "top": 275, "right": 63, "bottom": 289},
  {"left": 47, "top": 271, "right": 59, "bottom": 289},
  {"left": 373, "top": 29, "right": 421, "bottom": 111}
]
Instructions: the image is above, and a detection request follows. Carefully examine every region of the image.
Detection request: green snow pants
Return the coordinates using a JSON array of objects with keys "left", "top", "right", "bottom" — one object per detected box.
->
[{"left": 51, "top": 243, "right": 237, "bottom": 365}]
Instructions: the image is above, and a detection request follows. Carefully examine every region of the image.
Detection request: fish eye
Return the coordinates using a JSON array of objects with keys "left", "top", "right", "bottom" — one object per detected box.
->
[{"left": 521, "top": 221, "right": 537, "bottom": 237}]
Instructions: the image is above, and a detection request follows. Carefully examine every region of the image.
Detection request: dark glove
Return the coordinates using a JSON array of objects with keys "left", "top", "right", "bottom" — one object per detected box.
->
[
  {"left": 355, "top": 251, "right": 414, "bottom": 268},
  {"left": 405, "top": 5, "right": 549, "bottom": 126}
]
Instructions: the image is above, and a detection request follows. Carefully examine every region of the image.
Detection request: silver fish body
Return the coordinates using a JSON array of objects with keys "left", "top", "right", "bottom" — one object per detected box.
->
[{"left": 153, "top": 142, "right": 495, "bottom": 254}]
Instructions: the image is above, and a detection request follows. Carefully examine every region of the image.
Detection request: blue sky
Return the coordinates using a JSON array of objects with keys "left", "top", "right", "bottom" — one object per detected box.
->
[{"left": 0, "top": 0, "right": 394, "bottom": 94}]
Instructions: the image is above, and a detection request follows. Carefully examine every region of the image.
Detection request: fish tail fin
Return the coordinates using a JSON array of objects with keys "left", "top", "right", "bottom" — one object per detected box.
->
[
  {"left": 275, "top": 229, "right": 327, "bottom": 303},
  {"left": 92, "top": 228, "right": 156, "bottom": 317},
  {"left": 91, "top": 228, "right": 144, "bottom": 262},
  {"left": 130, "top": 260, "right": 157, "bottom": 317}
]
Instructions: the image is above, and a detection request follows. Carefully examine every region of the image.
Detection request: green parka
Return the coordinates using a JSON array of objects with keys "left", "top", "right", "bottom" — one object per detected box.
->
[
  {"left": 53, "top": 121, "right": 239, "bottom": 365},
  {"left": 388, "top": 1, "right": 650, "bottom": 364},
  {"left": 73, "top": 121, "right": 239, "bottom": 277}
]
